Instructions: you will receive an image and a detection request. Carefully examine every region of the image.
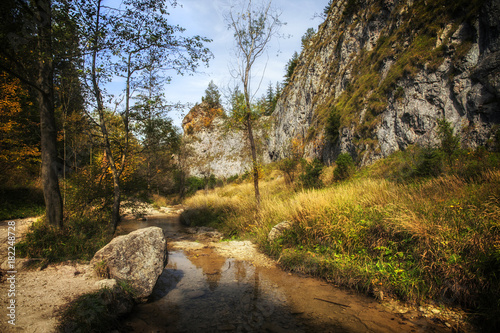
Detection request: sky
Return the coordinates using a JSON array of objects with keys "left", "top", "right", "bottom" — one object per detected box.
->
[{"left": 158, "top": 0, "right": 329, "bottom": 128}]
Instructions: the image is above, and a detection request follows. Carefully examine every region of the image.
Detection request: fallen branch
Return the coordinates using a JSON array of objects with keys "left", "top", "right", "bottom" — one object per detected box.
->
[{"left": 314, "top": 297, "right": 351, "bottom": 308}]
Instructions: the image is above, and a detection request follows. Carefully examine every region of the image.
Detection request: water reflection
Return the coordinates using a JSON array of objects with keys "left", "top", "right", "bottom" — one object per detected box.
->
[
  {"left": 120, "top": 215, "right": 453, "bottom": 333},
  {"left": 116, "top": 215, "right": 183, "bottom": 236},
  {"left": 126, "top": 247, "right": 300, "bottom": 333}
]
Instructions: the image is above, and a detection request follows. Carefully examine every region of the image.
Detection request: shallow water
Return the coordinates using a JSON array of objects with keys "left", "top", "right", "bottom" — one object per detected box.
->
[
  {"left": 119, "top": 216, "right": 452, "bottom": 333},
  {"left": 116, "top": 214, "right": 184, "bottom": 236}
]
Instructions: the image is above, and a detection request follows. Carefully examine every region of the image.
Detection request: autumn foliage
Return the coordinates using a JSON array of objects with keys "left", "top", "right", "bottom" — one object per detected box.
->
[
  {"left": 182, "top": 101, "right": 223, "bottom": 135},
  {"left": 0, "top": 72, "right": 40, "bottom": 185}
]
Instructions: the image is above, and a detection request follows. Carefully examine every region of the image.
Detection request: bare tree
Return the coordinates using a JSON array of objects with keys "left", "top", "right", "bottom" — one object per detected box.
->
[{"left": 226, "top": 0, "right": 284, "bottom": 206}]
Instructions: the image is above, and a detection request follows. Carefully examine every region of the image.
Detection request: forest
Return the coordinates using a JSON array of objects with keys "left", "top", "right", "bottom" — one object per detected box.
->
[{"left": 1, "top": 0, "right": 213, "bottom": 234}]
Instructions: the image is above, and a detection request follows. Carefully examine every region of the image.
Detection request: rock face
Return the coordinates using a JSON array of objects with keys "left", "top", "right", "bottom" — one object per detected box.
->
[
  {"left": 90, "top": 227, "right": 168, "bottom": 300},
  {"left": 268, "top": 0, "right": 500, "bottom": 166},
  {"left": 182, "top": 101, "right": 270, "bottom": 178}
]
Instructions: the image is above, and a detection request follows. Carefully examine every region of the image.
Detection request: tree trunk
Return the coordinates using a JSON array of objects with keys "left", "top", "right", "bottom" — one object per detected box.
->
[
  {"left": 90, "top": 0, "right": 124, "bottom": 234},
  {"left": 36, "top": 0, "right": 63, "bottom": 228},
  {"left": 111, "top": 174, "right": 121, "bottom": 233},
  {"left": 246, "top": 114, "right": 261, "bottom": 207}
]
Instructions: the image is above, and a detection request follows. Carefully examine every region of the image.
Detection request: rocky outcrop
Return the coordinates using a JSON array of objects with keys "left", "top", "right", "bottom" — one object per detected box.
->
[
  {"left": 269, "top": 0, "right": 500, "bottom": 166},
  {"left": 182, "top": 101, "right": 270, "bottom": 178},
  {"left": 90, "top": 227, "right": 168, "bottom": 301}
]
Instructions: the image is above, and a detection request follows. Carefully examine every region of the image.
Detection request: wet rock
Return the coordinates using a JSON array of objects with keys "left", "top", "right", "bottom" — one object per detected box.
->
[
  {"left": 90, "top": 227, "right": 168, "bottom": 301},
  {"left": 268, "top": 221, "right": 293, "bottom": 242}
]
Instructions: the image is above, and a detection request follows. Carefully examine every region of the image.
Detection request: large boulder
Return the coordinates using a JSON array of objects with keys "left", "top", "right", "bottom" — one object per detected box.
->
[
  {"left": 90, "top": 227, "right": 168, "bottom": 301},
  {"left": 268, "top": 221, "right": 293, "bottom": 242}
]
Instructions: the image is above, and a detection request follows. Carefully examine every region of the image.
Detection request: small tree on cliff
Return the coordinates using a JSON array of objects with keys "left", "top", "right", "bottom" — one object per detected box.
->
[
  {"left": 226, "top": 0, "right": 284, "bottom": 207},
  {"left": 202, "top": 80, "right": 222, "bottom": 109}
]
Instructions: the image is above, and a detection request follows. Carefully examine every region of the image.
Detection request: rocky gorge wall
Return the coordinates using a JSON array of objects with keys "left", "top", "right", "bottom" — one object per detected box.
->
[{"left": 268, "top": 0, "right": 500, "bottom": 165}]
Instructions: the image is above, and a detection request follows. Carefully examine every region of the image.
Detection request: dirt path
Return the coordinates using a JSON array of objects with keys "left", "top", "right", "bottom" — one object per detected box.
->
[{"left": 0, "top": 218, "right": 103, "bottom": 332}]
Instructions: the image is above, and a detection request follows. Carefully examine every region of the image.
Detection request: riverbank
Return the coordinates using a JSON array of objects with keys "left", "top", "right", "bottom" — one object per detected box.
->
[
  {"left": 121, "top": 214, "right": 456, "bottom": 332},
  {"left": 0, "top": 217, "right": 102, "bottom": 332}
]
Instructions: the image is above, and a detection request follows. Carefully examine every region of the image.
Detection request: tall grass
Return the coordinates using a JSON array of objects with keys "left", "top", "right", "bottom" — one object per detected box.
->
[{"left": 183, "top": 167, "right": 500, "bottom": 330}]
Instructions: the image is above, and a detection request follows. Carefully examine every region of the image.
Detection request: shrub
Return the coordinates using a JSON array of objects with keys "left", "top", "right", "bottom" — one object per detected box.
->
[
  {"left": 17, "top": 212, "right": 112, "bottom": 263},
  {"left": 185, "top": 176, "right": 205, "bottom": 195},
  {"left": 299, "top": 158, "right": 324, "bottom": 189},
  {"left": 437, "top": 119, "right": 460, "bottom": 163},
  {"left": 0, "top": 186, "right": 45, "bottom": 220},
  {"left": 227, "top": 174, "right": 239, "bottom": 183},
  {"left": 278, "top": 158, "right": 299, "bottom": 185},
  {"left": 333, "top": 153, "right": 355, "bottom": 181},
  {"left": 414, "top": 148, "right": 444, "bottom": 177},
  {"left": 343, "top": 0, "right": 359, "bottom": 18},
  {"left": 58, "top": 285, "right": 134, "bottom": 333},
  {"left": 325, "top": 106, "right": 341, "bottom": 144},
  {"left": 206, "top": 174, "right": 217, "bottom": 189}
]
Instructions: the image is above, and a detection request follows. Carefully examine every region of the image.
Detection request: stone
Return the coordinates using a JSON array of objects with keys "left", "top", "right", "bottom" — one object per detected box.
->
[
  {"left": 95, "top": 279, "right": 117, "bottom": 289},
  {"left": 268, "top": 221, "right": 293, "bottom": 242},
  {"left": 431, "top": 308, "right": 441, "bottom": 315},
  {"left": 90, "top": 227, "right": 168, "bottom": 301}
]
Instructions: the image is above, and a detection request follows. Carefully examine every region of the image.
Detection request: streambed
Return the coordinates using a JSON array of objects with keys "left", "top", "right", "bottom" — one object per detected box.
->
[{"left": 118, "top": 212, "right": 453, "bottom": 333}]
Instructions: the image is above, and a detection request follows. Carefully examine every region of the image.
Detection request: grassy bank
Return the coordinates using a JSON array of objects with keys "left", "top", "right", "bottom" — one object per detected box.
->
[{"left": 183, "top": 159, "right": 500, "bottom": 330}]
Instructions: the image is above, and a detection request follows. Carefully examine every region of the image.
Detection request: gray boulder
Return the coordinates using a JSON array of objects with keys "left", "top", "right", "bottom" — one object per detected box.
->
[
  {"left": 268, "top": 221, "right": 293, "bottom": 242},
  {"left": 90, "top": 226, "right": 168, "bottom": 301}
]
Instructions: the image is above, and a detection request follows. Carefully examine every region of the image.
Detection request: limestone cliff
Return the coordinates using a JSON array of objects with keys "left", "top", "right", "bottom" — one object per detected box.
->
[
  {"left": 182, "top": 101, "right": 270, "bottom": 178},
  {"left": 269, "top": 0, "right": 500, "bottom": 165}
]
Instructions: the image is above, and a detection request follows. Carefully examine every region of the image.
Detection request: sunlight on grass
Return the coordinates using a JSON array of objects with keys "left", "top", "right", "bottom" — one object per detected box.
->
[{"left": 183, "top": 163, "right": 500, "bottom": 329}]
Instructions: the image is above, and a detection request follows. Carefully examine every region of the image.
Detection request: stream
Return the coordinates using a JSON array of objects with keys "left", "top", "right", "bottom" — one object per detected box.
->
[{"left": 116, "top": 212, "right": 452, "bottom": 333}]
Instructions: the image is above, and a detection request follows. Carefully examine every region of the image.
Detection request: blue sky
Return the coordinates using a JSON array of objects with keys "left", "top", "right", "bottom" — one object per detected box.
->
[{"left": 146, "top": 0, "right": 328, "bottom": 128}]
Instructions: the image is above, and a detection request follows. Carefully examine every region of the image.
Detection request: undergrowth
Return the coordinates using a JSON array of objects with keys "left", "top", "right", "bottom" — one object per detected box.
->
[
  {"left": 16, "top": 212, "right": 112, "bottom": 264},
  {"left": 183, "top": 148, "right": 500, "bottom": 331}
]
